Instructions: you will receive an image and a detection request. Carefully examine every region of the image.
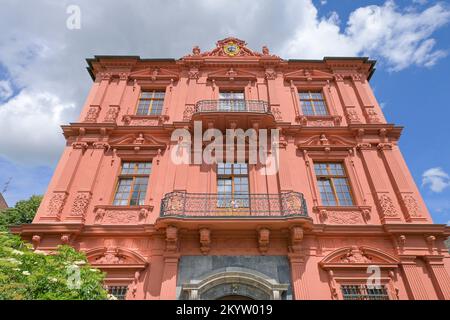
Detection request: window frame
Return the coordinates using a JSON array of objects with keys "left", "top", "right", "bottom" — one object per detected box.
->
[
  {"left": 135, "top": 90, "right": 166, "bottom": 116},
  {"left": 314, "top": 162, "right": 355, "bottom": 206},
  {"left": 216, "top": 162, "right": 250, "bottom": 208},
  {"left": 112, "top": 161, "right": 152, "bottom": 206},
  {"left": 298, "top": 90, "right": 329, "bottom": 116},
  {"left": 106, "top": 285, "right": 129, "bottom": 300},
  {"left": 340, "top": 284, "right": 390, "bottom": 300}
]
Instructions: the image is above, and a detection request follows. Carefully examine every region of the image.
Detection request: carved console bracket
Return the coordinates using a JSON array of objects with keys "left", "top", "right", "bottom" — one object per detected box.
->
[
  {"left": 258, "top": 228, "right": 270, "bottom": 255},
  {"left": 199, "top": 228, "right": 211, "bottom": 255}
]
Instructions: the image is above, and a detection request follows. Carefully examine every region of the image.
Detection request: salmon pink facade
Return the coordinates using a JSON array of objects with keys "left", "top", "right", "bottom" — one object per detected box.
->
[{"left": 14, "top": 38, "right": 450, "bottom": 300}]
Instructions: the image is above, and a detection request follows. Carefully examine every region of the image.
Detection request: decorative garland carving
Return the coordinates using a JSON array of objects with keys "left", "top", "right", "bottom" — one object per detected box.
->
[
  {"left": 271, "top": 106, "right": 282, "bottom": 121},
  {"left": 95, "top": 248, "right": 125, "bottom": 264},
  {"left": 183, "top": 105, "right": 195, "bottom": 121},
  {"left": 70, "top": 191, "right": 91, "bottom": 216},
  {"left": 84, "top": 106, "right": 100, "bottom": 122},
  {"left": 104, "top": 106, "right": 120, "bottom": 122},
  {"left": 47, "top": 192, "right": 67, "bottom": 217},
  {"left": 340, "top": 246, "right": 372, "bottom": 263},
  {"left": 378, "top": 194, "right": 398, "bottom": 217},
  {"left": 402, "top": 194, "right": 421, "bottom": 217}
]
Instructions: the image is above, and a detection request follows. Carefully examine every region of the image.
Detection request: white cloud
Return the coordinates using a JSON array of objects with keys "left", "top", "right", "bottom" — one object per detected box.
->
[
  {"left": 0, "top": 80, "right": 13, "bottom": 101},
  {"left": 0, "top": 0, "right": 449, "bottom": 166},
  {"left": 0, "top": 89, "right": 75, "bottom": 165},
  {"left": 282, "top": 0, "right": 450, "bottom": 71},
  {"left": 422, "top": 167, "right": 450, "bottom": 193}
]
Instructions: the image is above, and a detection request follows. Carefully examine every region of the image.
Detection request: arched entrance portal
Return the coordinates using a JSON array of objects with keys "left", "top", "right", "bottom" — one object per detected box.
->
[{"left": 182, "top": 268, "right": 289, "bottom": 300}]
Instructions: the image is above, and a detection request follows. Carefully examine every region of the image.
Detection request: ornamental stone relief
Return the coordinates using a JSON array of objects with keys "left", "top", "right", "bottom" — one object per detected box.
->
[
  {"left": 95, "top": 248, "right": 125, "bottom": 264},
  {"left": 402, "top": 194, "right": 421, "bottom": 217},
  {"left": 366, "top": 108, "right": 381, "bottom": 123},
  {"left": 378, "top": 194, "right": 398, "bottom": 217},
  {"left": 47, "top": 192, "right": 67, "bottom": 216},
  {"left": 183, "top": 105, "right": 195, "bottom": 121},
  {"left": 104, "top": 106, "right": 120, "bottom": 122},
  {"left": 326, "top": 211, "right": 365, "bottom": 225},
  {"left": 340, "top": 246, "right": 372, "bottom": 263},
  {"left": 84, "top": 106, "right": 100, "bottom": 122},
  {"left": 271, "top": 106, "right": 282, "bottom": 121},
  {"left": 345, "top": 109, "right": 360, "bottom": 123},
  {"left": 70, "top": 191, "right": 91, "bottom": 216},
  {"left": 94, "top": 208, "right": 149, "bottom": 224}
]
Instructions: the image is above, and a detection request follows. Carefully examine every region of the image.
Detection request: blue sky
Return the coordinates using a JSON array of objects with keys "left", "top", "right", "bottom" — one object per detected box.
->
[{"left": 0, "top": 0, "right": 449, "bottom": 224}]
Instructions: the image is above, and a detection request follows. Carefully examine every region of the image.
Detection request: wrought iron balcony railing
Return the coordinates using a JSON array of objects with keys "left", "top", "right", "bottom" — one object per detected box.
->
[
  {"left": 195, "top": 99, "right": 270, "bottom": 114},
  {"left": 160, "top": 191, "right": 308, "bottom": 218}
]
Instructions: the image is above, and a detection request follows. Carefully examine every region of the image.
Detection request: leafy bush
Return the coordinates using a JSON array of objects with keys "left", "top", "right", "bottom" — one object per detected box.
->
[{"left": 0, "top": 231, "right": 108, "bottom": 300}]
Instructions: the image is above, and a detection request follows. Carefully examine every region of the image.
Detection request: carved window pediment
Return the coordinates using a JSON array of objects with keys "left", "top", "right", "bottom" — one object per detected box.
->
[
  {"left": 85, "top": 246, "right": 148, "bottom": 269},
  {"left": 206, "top": 68, "right": 257, "bottom": 81},
  {"left": 284, "top": 69, "right": 334, "bottom": 81},
  {"left": 296, "top": 134, "right": 355, "bottom": 150},
  {"left": 109, "top": 133, "right": 167, "bottom": 149},
  {"left": 129, "top": 67, "right": 179, "bottom": 81},
  {"left": 320, "top": 246, "right": 399, "bottom": 269}
]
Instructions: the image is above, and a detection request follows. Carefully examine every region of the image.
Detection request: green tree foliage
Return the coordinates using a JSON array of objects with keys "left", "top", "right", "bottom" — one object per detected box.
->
[
  {"left": 0, "top": 196, "right": 109, "bottom": 300},
  {"left": 0, "top": 195, "right": 43, "bottom": 226},
  {"left": 0, "top": 231, "right": 108, "bottom": 300}
]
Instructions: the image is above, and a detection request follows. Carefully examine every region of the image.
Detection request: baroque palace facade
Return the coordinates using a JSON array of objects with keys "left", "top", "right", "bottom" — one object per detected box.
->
[{"left": 13, "top": 38, "right": 450, "bottom": 300}]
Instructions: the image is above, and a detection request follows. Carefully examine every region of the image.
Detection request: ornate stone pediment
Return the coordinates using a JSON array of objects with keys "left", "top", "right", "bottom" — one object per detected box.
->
[
  {"left": 296, "top": 134, "right": 355, "bottom": 149},
  {"left": 186, "top": 37, "right": 264, "bottom": 58},
  {"left": 129, "top": 67, "right": 179, "bottom": 81},
  {"left": 207, "top": 67, "right": 257, "bottom": 81},
  {"left": 320, "top": 246, "right": 399, "bottom": 269},
  {"left": 86, "top": 246, "right": 148, "bottom": 267},
  {"left": 284, "top": 69, "right": 333, "bottom": 81},
  {"left": 109, "top": 133, "right": 167, "bottom": 149}
]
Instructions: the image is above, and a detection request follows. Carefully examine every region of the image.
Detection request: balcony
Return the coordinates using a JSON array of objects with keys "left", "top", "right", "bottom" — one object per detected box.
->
[
  {"left": 160, "top": 191, "right": 308, "bottom": 218},
  {"left": 195, "top": 99, "right": 269, "bottom": 114},
  {"left": 190, "top": 99, "right": 276, "bottom": 130}
]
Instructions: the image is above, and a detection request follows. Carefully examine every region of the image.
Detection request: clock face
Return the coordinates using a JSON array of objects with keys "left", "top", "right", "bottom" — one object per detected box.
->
[{"left": 224, "top": 42, "right": 240, "bottom": 56}]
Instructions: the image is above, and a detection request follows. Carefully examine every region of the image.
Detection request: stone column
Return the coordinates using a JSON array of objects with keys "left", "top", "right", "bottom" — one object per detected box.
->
[
  {"left": 288, "top": 254, "right": 309, "bottom": 300},
  {"left": 377, "top": 143, "right": 427, "bottom": 222},
  {"left": 424, "top": 255, "right": 450, "bottom": 300},
  {"left": 83, "top": 72, "right": 110, "bottom": 123},
  {"left": 350, "top": 73, "right": 383, "bottom": 124},
  {"left": 334, "top": 74, "right": 361, "bottom": 125},
  {"left": 66, "top": 142, "right": 108, "bottom": 223},
  {"left": 104, "top": 73, "right": 128, "bottom": 123},
  {"left": 277, "top": 138, "right": 293, "bottom": 192},
  {"left": 399, "top": 256, "right": 429, "bottom": 300},
  {"left": 41, "top": 142, "right": 87, "bottom": 221},
  {"left": 159, "top": 255, "right": 180, "bottom": 300},
  {"left": 357, "top": 144, "right": 402, "bottom": 223},
  {"left": 265, "top": 68, "right": 282, "bottom": 121}
]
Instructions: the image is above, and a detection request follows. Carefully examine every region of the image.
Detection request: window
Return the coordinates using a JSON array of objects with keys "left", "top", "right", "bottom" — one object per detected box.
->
[
  {"left": 136, "top": 90, "right": 165, "bottom": 115},
  {"left": 341, "top": 285, "right": 389, "bottom": 300},
  {"left": 217, "top": 163, "right": 249, "bottom": 208},
  {"left": 314, "top": 162, "right": 354, "bottom": 206},
  {"left": 113, "top": 162, "right": 152, "bottom": 206},
  {"left": 219, "top": 90, "right": 245, "bottom": 111},
  {"left": 299, "top": 91, "right": 328, "bottom": 116},
  {"left": 107, "top": 286, "right": 128, "bottom": 300}
]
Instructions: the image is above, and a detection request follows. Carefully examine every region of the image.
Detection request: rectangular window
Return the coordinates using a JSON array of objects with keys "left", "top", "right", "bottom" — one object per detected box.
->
[
  {"left": 136, "top": 90, "right": 165, "bottom": 115},
  {"left": 314, "top": 162, "right": 354, "bottom": 206},
  {"left": 113, "top": 162, "right": 152, "bottom": 206},
  {"left": 219, "top": 90, "right": 245, "bottom": 111},
  {"left": 299, "top": 91, "right": 329, "bottom": 116},
  {"left": 217, "top": 162, "right": 249, "bottom": 208},
  {"left": 341, "top": 285, "right": 389, "bottom": 300},
  {"left": 107, "top": 286, "right": 128, "bottom": 300}
]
